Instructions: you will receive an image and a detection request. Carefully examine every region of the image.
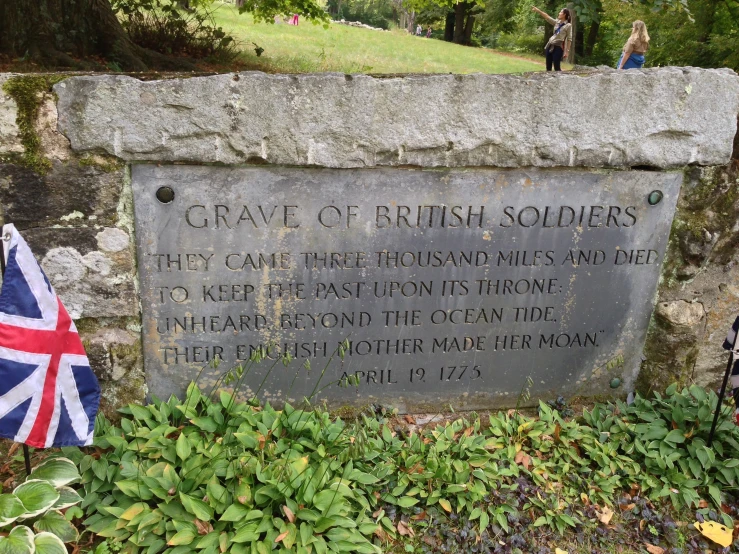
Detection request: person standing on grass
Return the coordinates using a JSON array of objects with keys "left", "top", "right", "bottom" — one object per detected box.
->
[
  {"left": 531, "top": 6, "right": 572, "bottom": 72},
  {"left": 426, "top": 26, "right": 432, "bottom": 38},
  {"left": 617, "top": 20, "right": 650, "bottom": 69}
]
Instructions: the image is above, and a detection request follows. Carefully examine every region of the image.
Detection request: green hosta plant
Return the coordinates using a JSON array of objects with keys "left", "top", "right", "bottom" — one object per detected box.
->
[
  {"left": 582, "top": 383, "right": 739, "bottom": 519},
  {"left": 80, "top": 386, "right": 384, "bottom": 554},
  {"left": 0, "top": 457, "right": 84, "bottom": 554}
]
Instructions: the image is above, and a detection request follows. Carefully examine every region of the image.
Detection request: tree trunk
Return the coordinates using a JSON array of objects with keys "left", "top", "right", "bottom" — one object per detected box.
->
[
  {"left": 565, "top": 1, "right": 575, "bottom": 64},
  {"left": 584, "top": 21, "right": 599, "bottom": 57},
  {"left": 453, "top": 2, "right": 468, "bottom": 44},
  {"left": 0, "top": 0, "right": 191, "bottom": 70},
  {"left": 444, "top": 11, "right": 455, "bottom": 42},
  {"left": 463, "top": 13, "right": 475, "bottom": 46}
]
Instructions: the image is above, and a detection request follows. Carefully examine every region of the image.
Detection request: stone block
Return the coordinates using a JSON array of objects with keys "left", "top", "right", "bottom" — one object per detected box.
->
[
  {"left": 0, "top": 74, "right": 22, "bottom": 156},
  {"left": 21, "top": 226, "right": 137, "bottom": 319},
  {"left": 55, "top": 69, "right": 739, "bottom": 169}
]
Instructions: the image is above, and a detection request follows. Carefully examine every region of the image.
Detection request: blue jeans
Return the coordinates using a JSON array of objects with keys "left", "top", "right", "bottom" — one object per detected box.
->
[{"left": 617, "top": 53, "right": 645, "bottom": 69}]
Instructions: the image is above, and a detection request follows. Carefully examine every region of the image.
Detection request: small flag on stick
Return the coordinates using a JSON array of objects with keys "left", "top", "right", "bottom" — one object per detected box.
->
[{"left": 0, "top": 224, "right": 99, "bottom": 448}]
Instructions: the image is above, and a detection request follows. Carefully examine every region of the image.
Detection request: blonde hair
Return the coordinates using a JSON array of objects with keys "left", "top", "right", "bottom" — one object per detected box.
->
[{"left": 628, "top": 20, "right": 650, "bottom": 50}]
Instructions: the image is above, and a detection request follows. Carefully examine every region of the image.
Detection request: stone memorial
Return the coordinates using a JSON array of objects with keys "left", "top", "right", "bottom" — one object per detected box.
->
[
  {"left": 133, "top": 165, "right": 680, "bottom": 410},
  {"left": 1, "top": 68, "right": 737, "bottom": 413}
]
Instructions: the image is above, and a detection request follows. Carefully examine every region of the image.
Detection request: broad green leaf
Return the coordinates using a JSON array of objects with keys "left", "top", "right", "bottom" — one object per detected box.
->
[
  {"left": 29, "top": 458, "right": 79, "bottom": 487},
  {"left": 0, "top": 526, "right": 34, "bottom": 554},
  {"left": 179, "top": 493, "right": 213, "bottom": 521},
  {"left": 397, "top": 496, "right": 419, "bottom": 508},
  {"left": 33, "top": 532, "right": 67, "bottom": 554},
  {"left": 176, "top": 433, "right": 192, "bottom": 461},
  {"left": 91, "top": 459, "right": 108, "bottom": 482},
  {"left": 300, "top": 522, "right": 313, "bottom": 546},
  {"left": 190, "top": 417, "right": 218, "bottom": 433},
  {"left": 0, "top": 493, "right": 26, "bottom": 526},
  {"left": 52, "top": 487, "right": 82, "bottom": 510},
  {"left": 689, "top": 385, "right": 707, "bottom": 402},
  {"left": 168, "top": 528, "right": 197, "bottom": 546},
  {"left": 231, "top": 523, "right": 260, "bottom": 543},
  {"left": 438, "top": 498, "right": 452, "bottom": 513},
  {"left": 120, "top": 502, "right": 147, "bottom": 521},
  {"left": 33, "top": 510, "right": 79, "bottom": 543},
  {"left": 664, "top": 430, "right": 686, "bottom": 444},
  {"left": 115, "top": 480, "right": 153, "bottom": 500},
  {"left": 533, "top": 516, "right": 548, "bottom": 526},
  {"left": 479, "top": 511, "right": 489, "bottom": 532},
  {"left": 13, "top": 480, "right": 60, "bottom": 518},
  {"left": 220, "top": 505, "right": 262, "bottom": 522}
]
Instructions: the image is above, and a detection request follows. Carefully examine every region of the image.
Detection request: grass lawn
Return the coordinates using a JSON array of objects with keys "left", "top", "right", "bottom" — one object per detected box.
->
[{"left": 211, "top": 4, "right": 551, "bottom": 74}]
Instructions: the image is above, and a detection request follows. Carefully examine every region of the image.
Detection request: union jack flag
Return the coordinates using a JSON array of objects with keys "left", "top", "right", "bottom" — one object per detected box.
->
[{"left": 0, "top": 224, "right": 99, "bottom": 448}]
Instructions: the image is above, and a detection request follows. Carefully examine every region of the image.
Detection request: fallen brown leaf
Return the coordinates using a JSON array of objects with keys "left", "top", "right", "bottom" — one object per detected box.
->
[
  {"left": 645, "top": 543, "right": 664, "bottom": 554},
  {"left": 283, "top": 506, "right": 295, "bottom": 523},
  {"left": 698, "top": 500, "right": 709, "bottom": 509},
  {"left": 411, "top": 511, "right": 427, "bottom": 521},
  {"left": 514, "top": 450, "right": 532, "bottom": 470},
  {"left": 374, "top": 527, "right": 389, "bottom": 541},
  {"left": 553, "top": 423, "right": 561, "bottom": 442},
  {"left": 596, "top": 506, "right": 614, "bottom": 525},
  {"left": 8, "top": 443, "right": 20, "bottom": 457},
  {"left": 274, "top": 531, "right": 289, "bottom": 543},
  {"left": 404, "top": 415, "right": 416, "bottom": 424},
  {"left": 397, "top": 520, "right": 415, "bottom": 537},
  {"left": 372, "top": 508, "right": 383, "bottom": 518},
  {"left": 194, "top": 519, "right": 213, "bottom": 535},
  {"left": 619, "top": 503, "right": 636, "bottom": 512}
]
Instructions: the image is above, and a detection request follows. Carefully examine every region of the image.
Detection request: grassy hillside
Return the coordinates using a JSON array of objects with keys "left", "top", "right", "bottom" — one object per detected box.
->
[{"left": 211, "top": 4, "right": 549, "bottom": 74}]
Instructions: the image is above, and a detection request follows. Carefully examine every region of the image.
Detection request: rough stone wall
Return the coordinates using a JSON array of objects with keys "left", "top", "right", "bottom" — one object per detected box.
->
[
  {"left": 0, "top": 74, "right": 144, "bottom": 415},
  {"left": 0, "top": 69, "right": 738, "bottom": 415},
  {"left": 639, "top": 163, "right": 739, "bottom": 394}
]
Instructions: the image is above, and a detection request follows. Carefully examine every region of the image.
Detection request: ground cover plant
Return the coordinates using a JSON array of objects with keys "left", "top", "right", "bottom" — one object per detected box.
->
[{"left": 64, "top": 375, "right": 739, "bottom": 554}]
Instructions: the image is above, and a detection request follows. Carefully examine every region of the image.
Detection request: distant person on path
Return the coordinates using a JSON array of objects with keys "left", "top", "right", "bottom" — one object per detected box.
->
[
  {"left": 426, "top": 26, "right": 432, "bottom": 38},
  {"left": 291, "top": 13, "right": 299, "bottom": 25},
  {"left": 531, "top": 6, "right": 572, "bottom": 72},
  {"left": 416, "top": 24, "right": 422, "bottom": 36},
  {"left": 617, "top": 20, "right": 650, "bottom": 69}
]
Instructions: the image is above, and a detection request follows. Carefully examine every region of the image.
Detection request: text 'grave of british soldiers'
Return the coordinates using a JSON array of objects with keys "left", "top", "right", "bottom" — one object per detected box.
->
[{"left": 133, "top": 165, "right": 681, "bottom": 410}]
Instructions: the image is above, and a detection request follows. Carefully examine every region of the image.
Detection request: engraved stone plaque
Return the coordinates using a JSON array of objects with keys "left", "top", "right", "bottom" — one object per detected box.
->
[{"left": 132, "top": 166, "right": 681, "bottom": 411}]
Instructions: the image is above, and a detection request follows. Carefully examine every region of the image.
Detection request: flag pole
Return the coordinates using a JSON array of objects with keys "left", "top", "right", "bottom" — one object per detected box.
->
[
  {"left": 0, "top": 227, "right": 32, "bottom": 477},
  {"left": 708, "top": 327, "right": 739, "bottom": 448}
]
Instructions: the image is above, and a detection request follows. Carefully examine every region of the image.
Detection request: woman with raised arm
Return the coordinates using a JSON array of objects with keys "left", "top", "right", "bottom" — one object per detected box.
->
[
  {"left": 531, "top": 6, "right": 572, "bottom": 72},
  {"left": 617, "top": 20, "right": 650, "bottom": 69}
]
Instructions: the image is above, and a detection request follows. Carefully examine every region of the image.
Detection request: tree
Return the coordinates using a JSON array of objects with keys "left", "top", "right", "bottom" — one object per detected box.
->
[
  {"left": 0, "top": 0, "right": 328, "bottom": 70},
  {"left": 410, "top": 0, "right": 483, "bottom": 44},
  {"left": 0, "top": 0, "right": 161, "bottom": 70}
]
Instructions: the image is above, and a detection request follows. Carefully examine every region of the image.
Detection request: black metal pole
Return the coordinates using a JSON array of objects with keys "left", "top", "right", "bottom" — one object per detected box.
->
[
  {"left": 0, "top": 227, "right": 32, "bottom": 476},
  {"left": 708, "top": 328, "right": 739, "bottom": 447}
]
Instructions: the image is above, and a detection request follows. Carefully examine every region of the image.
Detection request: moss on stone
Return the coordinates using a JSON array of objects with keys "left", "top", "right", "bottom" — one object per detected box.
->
[
  {"left": 2, "top": 75, "right": 67, "bottom": 175},
  {"left": 78, "top": 155, "right": 125, "bottom": 173}
]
